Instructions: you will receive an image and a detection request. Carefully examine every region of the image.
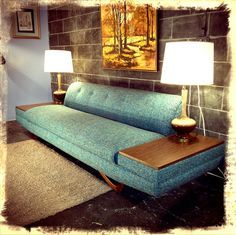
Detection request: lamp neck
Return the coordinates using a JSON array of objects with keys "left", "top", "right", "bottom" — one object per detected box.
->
[
  {"left": 57, "top": 73, "right": 62, "bottom": 91},
  {"left": 181, "top": 86, "right": 188, "bottom": 118}
]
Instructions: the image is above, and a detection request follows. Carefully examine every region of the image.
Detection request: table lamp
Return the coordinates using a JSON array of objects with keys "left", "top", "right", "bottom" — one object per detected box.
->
[
  {"left": 161, "top": 41, "right": 214, "bottom": 142},
  {"left": 44, "top": 50, "right": 73, "bottom": 104}
]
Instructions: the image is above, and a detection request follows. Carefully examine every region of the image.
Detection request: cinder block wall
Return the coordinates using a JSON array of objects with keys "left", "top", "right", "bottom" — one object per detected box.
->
[{"left": 47, "top": 4, "right": 230, "bottom": 139}]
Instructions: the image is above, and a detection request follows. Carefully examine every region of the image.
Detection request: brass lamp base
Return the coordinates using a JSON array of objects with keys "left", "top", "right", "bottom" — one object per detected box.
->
[{"left": 171, "top": 116, "right": 196, "bottom": 142}]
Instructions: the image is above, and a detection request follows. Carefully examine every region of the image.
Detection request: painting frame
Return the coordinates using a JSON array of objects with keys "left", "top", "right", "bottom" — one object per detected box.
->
[
  {"left": 101, "top": 2, "right": 158, "bottom": 72},
  {"left": 12, "top": 5, "right": 40, "bottom": 39}
]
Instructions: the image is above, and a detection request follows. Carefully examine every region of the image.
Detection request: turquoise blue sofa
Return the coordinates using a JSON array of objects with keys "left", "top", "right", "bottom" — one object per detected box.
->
[{"left": 16, "top": 82, "right": 224, "bottom": 196}]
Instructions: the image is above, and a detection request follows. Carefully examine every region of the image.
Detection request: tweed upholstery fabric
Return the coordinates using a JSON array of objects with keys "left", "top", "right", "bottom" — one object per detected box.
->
[
  {"left": 22, "top": 105, "right": 163, "bottom": 162},
  {"left": 16, "top": 113, "right": 224, "bottom": 196},
  {"left": 15, "top": 82, "right": 224, "bottom": 196},
  {"left": 16, "top": 115, "right": 156, "bottom": 195},
  {"left": 64, "top": 82, "right": 182, "bottom": 136}
]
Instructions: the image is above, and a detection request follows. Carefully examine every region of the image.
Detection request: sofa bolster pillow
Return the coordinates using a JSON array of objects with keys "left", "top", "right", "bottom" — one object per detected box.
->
[{"left": 64, "top": 82, "right": 182, "bottom": 136}]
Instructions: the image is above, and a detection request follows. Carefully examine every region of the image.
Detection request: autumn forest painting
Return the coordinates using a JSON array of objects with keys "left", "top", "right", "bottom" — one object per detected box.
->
[{"left": 101, "top": 1, "right": 157, "bottom": 71}]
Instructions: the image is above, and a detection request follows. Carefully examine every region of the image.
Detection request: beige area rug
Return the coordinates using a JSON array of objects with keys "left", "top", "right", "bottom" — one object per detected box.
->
[{"left": 3, "top": 140, "right": 111, "bottom": 226}]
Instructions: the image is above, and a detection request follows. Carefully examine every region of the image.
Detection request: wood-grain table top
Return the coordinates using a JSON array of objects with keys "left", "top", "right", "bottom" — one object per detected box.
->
[
  {"left": 16, "top": 102, "right": 55, "bottom": 111},
  {"left": 119, "top": 135, "right": 224, "bottom": 170}
]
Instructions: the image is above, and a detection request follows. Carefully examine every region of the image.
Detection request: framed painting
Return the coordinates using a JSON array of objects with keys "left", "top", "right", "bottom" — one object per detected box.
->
[
  {"left": 12, "top": 5, "right": 40, "bottom": 39},
  {"left": 101, "top": 1, "right": 158, "bottom": 71}
]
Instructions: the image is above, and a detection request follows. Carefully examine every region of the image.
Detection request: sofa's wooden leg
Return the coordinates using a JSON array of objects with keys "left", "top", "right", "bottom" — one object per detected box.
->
[
  {"left": 99, "top": 172, "right": 124, "bottom": 193},
  {"left": 29, "top": 132, "right": 38, "bottom": 140}
]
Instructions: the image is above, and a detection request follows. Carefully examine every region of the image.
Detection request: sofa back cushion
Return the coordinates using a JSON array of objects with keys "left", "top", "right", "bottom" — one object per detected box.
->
[{"left": 64, "top": 82, "right": 182, "bottom": 136}]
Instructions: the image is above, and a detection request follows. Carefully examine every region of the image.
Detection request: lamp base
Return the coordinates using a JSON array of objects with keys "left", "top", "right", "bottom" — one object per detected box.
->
[
  {"left": 53, "top": 90, "right": 66, "bottom": 104},
  {"left": 171, "top": 116, "right": 196, "bottom": 143}
]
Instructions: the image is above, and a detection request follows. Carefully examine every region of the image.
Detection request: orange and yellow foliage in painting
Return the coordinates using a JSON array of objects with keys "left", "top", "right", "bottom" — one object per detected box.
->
[{"left": 101, "top": 1, "right": 157, "bottom": 71}]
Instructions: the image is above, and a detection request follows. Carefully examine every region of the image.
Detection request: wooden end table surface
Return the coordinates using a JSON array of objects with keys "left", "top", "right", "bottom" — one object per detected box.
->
[
  {"left": 16, "top": 102, "right": 55, "bottom": 112},
  {"left": 119, "top": 135, "right": 224, "bottom": 170}
]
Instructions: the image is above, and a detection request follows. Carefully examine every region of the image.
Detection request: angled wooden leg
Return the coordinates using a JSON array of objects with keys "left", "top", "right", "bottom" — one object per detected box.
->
[
  {"left": 29, "top": 132, "right": 38, "bottom": 140},
  {"left": 99, "top": 172, "right": 124, "bottom": 193}
]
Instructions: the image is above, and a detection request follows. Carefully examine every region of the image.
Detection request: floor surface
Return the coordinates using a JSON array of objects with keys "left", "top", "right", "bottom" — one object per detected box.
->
[{"left": 5, "top": 121, "right": 225, "bottom": 233}]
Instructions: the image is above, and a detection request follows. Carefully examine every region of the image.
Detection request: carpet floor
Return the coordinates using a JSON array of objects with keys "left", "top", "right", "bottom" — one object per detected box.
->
[{"left": 3, "top": 139, "right": 110, "bottom": 226}]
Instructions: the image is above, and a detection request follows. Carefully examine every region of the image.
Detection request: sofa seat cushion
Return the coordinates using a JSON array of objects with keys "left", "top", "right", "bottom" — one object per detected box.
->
[{"left": 23, "top": 105, "right": 163, "bottom": 162}]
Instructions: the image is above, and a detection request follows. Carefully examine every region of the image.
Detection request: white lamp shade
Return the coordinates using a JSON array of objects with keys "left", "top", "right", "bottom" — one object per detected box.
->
[
  {"left": 161, "top": 42, "right": 214, "bottom": 85},
  {"left": 44, "top": 50, "right": 74, "bottom": 73}
]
